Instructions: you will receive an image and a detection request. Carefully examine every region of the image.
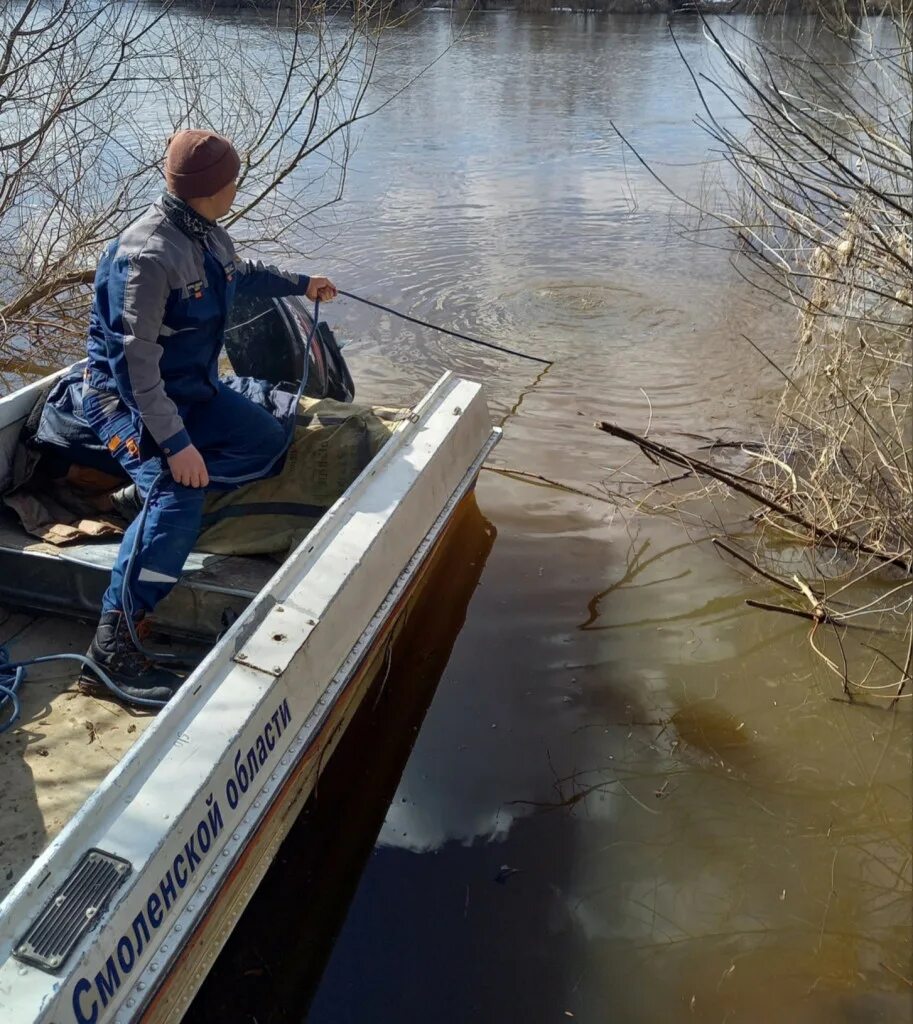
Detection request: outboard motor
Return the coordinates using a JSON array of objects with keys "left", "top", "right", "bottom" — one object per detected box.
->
[{"left": 224, "top": 293, "right": 355, "bottom": 403}]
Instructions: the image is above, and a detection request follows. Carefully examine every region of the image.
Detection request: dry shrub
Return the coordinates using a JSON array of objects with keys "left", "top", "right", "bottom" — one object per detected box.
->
[
  {"left": 611, "top": 12, "right": 913, "bottom": 700},
  {"left": 761, "top": 214, "right": 912, "bottom": 570}
]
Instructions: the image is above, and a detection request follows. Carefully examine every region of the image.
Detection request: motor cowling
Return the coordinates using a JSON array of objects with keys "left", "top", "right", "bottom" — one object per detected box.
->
[{"left": 224, "top": 294, "right": 354, "bottom": 403}]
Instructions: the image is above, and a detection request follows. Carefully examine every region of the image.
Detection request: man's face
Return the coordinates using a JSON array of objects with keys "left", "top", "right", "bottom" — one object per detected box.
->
[{"left": 212, "top": 178, "right": 237, "bottom": 219}]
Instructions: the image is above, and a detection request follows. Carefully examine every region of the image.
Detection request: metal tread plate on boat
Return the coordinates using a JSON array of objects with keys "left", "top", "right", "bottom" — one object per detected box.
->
[{"left": 13, "top": 849, "right": 131, "bottom": 973}]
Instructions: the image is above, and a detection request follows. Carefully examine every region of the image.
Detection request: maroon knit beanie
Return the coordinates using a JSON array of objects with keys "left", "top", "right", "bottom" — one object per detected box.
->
[{"left": 164, "top": 130, "right": 241, "bottom": 200}]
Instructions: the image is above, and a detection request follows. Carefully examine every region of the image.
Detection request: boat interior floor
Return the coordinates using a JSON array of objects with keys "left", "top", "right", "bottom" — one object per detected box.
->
[
  {"left": 0, "top": 611, "right": 158, "bottom": 903},
  {"left": 0, "top": 514, "right": 283, "bottom": 904},
  {"left": 0, "top": 510, "right": 278, "bottom": 639}
]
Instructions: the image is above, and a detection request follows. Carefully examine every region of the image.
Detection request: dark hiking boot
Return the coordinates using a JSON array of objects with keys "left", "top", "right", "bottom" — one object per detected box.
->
[
  {"left": 110, "top": 483, "right": 142, "bottom": 522},
  {"left": 79, "top": 611, "right": 184, "bottom": 706}
]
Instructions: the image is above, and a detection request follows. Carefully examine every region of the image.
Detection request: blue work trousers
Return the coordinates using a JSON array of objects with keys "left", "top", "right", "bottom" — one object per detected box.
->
[{"left": 83, "top": 383, "right": 287, "bottom": 616}]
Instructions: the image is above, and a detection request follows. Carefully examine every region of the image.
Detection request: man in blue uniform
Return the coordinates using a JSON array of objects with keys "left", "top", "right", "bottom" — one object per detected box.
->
[{"left": 82, "top": 129, "right": 337, "bottom": 703}]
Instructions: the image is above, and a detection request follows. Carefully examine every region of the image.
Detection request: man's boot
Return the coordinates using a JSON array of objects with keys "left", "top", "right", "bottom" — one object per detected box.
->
[{"left": 79, "top": 611, "right": 184, "bottom": 705}]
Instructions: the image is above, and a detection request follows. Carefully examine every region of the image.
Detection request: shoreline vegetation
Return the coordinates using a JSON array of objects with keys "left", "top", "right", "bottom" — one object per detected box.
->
[
  {"left": 198, "top": 0, "right": 898, "bottom": 13},
  {"left": 598, "top": 13, "right": 913, "bottom": 704}
]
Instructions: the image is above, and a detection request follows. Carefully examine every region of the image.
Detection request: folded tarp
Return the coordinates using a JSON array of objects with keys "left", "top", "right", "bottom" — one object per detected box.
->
[
  {"left": 4, "top": 369, "right": 408, "bottom": 557},
  {"left": 196, "top": 397, "right": 406, "bottom": 556}
]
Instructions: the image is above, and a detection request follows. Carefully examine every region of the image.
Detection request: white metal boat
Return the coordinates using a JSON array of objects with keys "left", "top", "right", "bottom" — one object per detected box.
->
[{"left": 0, "top": 311, "right": 500, "bottom": 1024}]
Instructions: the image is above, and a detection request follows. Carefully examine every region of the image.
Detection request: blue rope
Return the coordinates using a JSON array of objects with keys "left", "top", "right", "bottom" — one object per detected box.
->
[
  {"left": 0, "top": 649, "right": 169, "bottom": 733},
  {"left": 1, "top": 302, "right": 321, "bottom": 731},
  {"left": 0, "top": 646, "right": 23, "bottom": 734}
]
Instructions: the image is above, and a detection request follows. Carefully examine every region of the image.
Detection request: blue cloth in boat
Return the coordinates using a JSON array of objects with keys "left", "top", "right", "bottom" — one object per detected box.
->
[{"left": 30, "top": 369, "right": 295, "bottom": 475}]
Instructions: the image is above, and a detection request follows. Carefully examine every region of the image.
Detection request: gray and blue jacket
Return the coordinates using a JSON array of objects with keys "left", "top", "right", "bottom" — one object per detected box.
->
[{"left": 85, "top": 195, "right": 311, "bottom": 457}]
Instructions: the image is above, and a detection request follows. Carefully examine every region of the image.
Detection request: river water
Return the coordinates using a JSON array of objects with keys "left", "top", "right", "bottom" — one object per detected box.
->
[{"left": 76, "top": 8, "right": 913, "bottom": 1022}]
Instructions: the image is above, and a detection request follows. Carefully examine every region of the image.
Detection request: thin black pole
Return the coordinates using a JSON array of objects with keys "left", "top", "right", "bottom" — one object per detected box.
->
[{"left": 338, "top": 290, "right": 553, "bottom": 367}]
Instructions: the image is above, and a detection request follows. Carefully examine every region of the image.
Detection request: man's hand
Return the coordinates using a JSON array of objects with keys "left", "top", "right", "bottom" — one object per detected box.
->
[
  {"left": 168, "top": 445, "right": 209, "bottom": 488},
  {"left": 306, "top": 276, "right": 337, "bottom": 303}
]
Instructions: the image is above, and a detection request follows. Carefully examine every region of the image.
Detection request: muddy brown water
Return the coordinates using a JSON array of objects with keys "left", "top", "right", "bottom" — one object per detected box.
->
[
  {"left": 7, "top": 8, "right": 911, "bottom": 1023},
  {"left": 189, "top": 14, "right": 913, "bottom": 1024}
]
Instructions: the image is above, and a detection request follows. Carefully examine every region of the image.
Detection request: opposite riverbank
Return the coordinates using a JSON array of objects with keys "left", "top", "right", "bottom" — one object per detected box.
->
[{"left": 199, "top": 0, "right": 895, "bottom": 15}]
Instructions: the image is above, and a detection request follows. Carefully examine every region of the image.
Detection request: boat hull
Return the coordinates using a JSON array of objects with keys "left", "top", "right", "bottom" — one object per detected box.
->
[{"left": 142, "top": 491, "right": 485, "bottom": 1023}]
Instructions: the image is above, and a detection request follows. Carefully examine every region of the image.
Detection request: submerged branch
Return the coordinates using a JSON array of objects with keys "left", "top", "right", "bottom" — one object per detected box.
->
[{"left": 595, "top": 421, "right": 912, "bottom": 576}]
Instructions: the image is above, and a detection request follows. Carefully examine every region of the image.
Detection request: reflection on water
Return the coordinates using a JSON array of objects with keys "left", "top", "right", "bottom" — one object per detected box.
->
[
  {"left": 306, "top": 481, "right": 911, "bottom": 1024},
  {"left": 183, "top": 10, "right": 909, "bottom": 1023}
]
